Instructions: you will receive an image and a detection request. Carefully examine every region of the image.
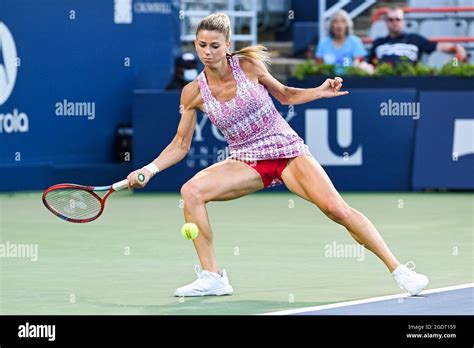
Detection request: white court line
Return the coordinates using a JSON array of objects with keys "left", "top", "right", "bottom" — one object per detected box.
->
[{"left": 260, "top": 283, "right": 474, "bottom": 316}]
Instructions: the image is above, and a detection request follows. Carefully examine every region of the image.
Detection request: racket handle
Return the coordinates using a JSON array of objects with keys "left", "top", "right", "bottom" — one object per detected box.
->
[{"left": 112, "top": 179, "right": 129, "bottom": 191}]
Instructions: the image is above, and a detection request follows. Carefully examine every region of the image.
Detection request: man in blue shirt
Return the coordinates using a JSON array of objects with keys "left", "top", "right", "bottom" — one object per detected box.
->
[{"left": 369, "top": 8, "right": 467, "bottom": 65}]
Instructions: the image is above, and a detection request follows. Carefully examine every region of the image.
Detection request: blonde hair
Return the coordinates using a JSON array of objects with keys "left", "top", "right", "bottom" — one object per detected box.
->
[{"left": 196, "top": 12, "right": 271, "bottom": 67}]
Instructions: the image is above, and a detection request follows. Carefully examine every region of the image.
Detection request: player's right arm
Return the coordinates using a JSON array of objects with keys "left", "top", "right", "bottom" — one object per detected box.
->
[{"left": 127, "top": 81, "right": 201, "bottom": 188}]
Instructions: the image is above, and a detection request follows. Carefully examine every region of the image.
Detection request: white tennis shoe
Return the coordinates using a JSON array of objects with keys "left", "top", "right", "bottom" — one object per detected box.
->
[
  {"left": 392, "top": 261, "right": 429, "bottom": 296},
  {"left": 174, "top": 265, "right": 234, "bottom": 297}
]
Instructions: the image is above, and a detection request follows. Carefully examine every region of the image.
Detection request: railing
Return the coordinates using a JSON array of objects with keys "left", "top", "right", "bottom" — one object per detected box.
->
[
  {"left": 372, "top": 6, "right": 474, "bottom": 21},
  {"left": 318, "top": 0, "right": 377, "bottom": 40},
  {"left": 180, "top": 0, "right": 258, "bottom": 51},
  {"left": 365, "top": 6, "right": 474, "bottom": 45}
]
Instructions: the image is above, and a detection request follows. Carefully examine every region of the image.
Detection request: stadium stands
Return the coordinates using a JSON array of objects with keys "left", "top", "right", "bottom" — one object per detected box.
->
[
  {"left": 419, "top": 19, "right": 468, "bottom": 37},
  {"left": 367, "top": 3, "right": 474, "bottom": 66}
]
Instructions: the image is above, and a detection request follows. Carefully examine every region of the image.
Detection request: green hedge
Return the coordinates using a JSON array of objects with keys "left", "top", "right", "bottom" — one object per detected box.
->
[{"left": 293, "top": 59, "right": 474, "bottom": 80}]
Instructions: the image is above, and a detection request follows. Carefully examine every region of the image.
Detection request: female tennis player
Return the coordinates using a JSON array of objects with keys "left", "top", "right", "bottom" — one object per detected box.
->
[{"left": 127, "top": 13, "right": 428, "bottom": 297}]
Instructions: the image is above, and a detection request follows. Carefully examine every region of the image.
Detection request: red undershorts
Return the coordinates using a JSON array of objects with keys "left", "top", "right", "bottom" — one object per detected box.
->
[{"left": 243, "top": 158, "right": 291, "bottom": 188}]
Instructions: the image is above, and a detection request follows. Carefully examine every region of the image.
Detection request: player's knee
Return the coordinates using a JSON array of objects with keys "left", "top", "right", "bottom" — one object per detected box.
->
[
  {"left": 324, "top": 198, "right": 351, "bottom": 225},
  {"left": 180, "top": 181, "right": 204, "bottom": 204}
]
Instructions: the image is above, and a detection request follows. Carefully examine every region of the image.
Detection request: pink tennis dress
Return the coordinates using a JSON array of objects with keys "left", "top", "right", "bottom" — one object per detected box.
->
[{"left": 197, "top": 56, "right": 312, "bottom": 162}]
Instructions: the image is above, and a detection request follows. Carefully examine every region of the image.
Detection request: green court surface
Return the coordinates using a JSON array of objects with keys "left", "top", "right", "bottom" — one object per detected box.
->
[{"left": 0, "top": 191, "right": 472, "bottom": 315}]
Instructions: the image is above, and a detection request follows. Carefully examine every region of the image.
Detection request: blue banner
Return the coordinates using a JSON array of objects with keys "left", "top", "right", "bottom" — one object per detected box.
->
[
  {"left": 133, "top": 89, "right": 418, "bottom": 191},
  {"left": 0, "top": 0, "right": 179, "bottom": 170},
  {"left": 413, "top": 91, "right": 474, "bottom": 190}
]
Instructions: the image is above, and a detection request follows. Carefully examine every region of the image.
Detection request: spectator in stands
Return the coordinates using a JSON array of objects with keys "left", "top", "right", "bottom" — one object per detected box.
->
[
  {"left": 315, "top": 10, "right": 370, "bottom": 74},
  {"left": 368, "top": 8, "right": 467, "bottom": 66},
  {"left": 165, "top": 53, "right": 199, "bottom": 90}
]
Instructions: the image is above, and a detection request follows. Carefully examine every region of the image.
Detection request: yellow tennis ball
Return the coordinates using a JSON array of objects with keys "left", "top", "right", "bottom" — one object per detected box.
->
[{"left": 181, "top": 223, "right": 199, "bottom": 240}]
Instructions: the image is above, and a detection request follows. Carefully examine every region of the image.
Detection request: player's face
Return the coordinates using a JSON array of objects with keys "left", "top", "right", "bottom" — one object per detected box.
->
[
  {"left": 195, "top": 30, "right": 230, "bottom": 67},
  {"left": 385, "top": 10, "right": 404, "bottom": 35}
]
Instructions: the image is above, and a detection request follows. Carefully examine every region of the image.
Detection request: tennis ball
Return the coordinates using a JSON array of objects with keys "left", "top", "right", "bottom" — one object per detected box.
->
[{"left": 181, "top": 223, "right": 199, "bottom": 240}]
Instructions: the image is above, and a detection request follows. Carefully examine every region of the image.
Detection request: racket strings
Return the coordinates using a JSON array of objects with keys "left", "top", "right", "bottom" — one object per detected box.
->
[{"left": 44, "top": 189, "right": 102, "bottom": 220}]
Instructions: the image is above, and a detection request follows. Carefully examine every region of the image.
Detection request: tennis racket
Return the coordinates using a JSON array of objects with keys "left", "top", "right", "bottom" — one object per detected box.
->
[{"left": 42, "top": 174, "right": 145, "bottom": 223}]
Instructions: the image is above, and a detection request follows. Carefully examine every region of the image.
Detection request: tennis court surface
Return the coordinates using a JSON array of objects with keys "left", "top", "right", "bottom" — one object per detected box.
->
[
  {"left": 263, "top": 284, "right": 473, "bottom": 315},
  {"left": 1, "top": 192, "right": 472, "bottom": 315}
]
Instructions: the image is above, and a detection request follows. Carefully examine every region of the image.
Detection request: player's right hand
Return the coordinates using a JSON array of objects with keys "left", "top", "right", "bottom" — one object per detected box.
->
[{"left": 127, "top": 168, "right": 152, "bottom": 189}]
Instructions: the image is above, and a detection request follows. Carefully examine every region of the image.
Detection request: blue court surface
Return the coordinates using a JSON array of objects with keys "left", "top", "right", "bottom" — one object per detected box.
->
[{"left": 262, "top": 284, "right": 474, "bottom": 315}]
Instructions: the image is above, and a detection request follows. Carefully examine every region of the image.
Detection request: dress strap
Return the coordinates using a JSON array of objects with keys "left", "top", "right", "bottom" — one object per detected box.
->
[
  {"left": 227, "top": 55, "right": 248, "bottom": 84},
  {"left": 197, "top": 71, "right": 212, "bottom": 105}
]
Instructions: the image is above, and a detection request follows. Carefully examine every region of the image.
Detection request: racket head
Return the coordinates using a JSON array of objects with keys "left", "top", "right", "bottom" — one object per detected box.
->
[{"left": 42, "top": 184, "right": 106, "bottom": 223}]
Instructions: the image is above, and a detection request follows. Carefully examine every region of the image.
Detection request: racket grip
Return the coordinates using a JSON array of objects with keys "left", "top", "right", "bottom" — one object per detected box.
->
[{"left": 112, "top": 179, "right": 130, "bottom": 191}]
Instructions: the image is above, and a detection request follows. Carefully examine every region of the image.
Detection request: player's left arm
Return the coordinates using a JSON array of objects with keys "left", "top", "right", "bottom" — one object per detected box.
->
[{"left": 240, "top": 56, "right": 348, "bottom": 106}]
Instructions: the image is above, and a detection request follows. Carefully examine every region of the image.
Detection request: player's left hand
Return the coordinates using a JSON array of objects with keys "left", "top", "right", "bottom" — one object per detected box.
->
[
  {"left": 127, "top": 168, "right": 152, "bottom": 189},
  {"left": 318, "top": 77, "right": 349, "bottom": 98}
]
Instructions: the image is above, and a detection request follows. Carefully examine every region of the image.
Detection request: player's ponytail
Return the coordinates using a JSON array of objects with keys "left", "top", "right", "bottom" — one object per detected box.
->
[{"left": 226, "top": 45, "right": 271, "bottom": 68}]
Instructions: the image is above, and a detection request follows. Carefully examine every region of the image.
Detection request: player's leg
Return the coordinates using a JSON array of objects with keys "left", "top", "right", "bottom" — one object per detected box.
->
[
  {"left": 281, "top": 155, "right": 428, "bottom": 295},
  {"left": 180, "top": 158, "right": 264, "bottom": 273},
  {"left": 281, "top": 155, "right": 400, "bottom": 271}
]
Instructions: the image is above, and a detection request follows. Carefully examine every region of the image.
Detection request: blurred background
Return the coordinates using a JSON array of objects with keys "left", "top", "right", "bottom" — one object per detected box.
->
[{"left": 0, "top": 0, "right": 472, "bottom": 192}]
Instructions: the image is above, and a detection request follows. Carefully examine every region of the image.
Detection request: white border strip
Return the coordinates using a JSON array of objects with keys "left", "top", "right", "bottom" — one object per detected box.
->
[{"left": 260, "top": 283, "right": 474, "bottom": 316}]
